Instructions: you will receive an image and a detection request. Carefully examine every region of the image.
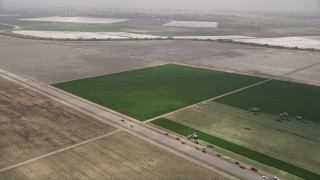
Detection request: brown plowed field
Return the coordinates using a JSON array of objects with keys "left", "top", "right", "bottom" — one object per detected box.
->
[
  {"left": 0, "top": 76, "right": 117, "bottom": 169},
  {"left": 0, "top": 131, "right": 227, "bottom": 180}
]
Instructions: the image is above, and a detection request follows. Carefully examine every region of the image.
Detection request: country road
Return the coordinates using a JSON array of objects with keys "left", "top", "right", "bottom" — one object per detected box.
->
[{"left": 0, "top": 66, "right": 264, "bottom": 180}]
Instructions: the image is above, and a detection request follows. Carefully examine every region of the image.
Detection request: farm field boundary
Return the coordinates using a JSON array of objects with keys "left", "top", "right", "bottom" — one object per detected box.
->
[
  {"left": 151, "top": 118, "right": 320, "bottom": 180},
  {"left": 215, "top": 80, "right": 320, "bottom": 123},
  {"left": 53, "top": 64, "right": 265, "bottom": 121}
]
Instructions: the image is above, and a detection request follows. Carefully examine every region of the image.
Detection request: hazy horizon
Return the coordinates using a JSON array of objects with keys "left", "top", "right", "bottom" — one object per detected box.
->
[{"left": 0, "top": 0, "right": 320, "bottom": 12}]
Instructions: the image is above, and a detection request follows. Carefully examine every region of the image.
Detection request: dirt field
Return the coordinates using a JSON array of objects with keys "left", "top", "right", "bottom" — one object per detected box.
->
[
  {"left": 0, "top": 131, "right": 227, "bottom": 180},
  {"left": 120, "top": 40, "right": 253, "bottom": 61},
  {"left": 1, "top": 52, "right": 165, "bottom": 84},
  {"left": 0, "top": 76, "right": 22, "bottom": 91},
  {"left": 68, "top": 40, "right": 320, "bottom": 83},
  {"left": 63, "top": 40, "right": 186, "bottom": 51},
  {"left": 0, "top": 24, "right": 13, "bottom": 31},
  {"left": 286, "top": 64, "right": 320, "bottom": 84},
  {"left": 63, "top": 40, "right": 320, "bottom": 82},
  {"left": 1, "top": 35, "right": 319, "bottom": 85},
  {"left": 186, "top": 48, "right": 320, "bottom": 76},
  {"left": 0, "top": 36, "right": 166, "bottom": 83},
  {"left": 0, "top": 76, "right": 117, "bottom": 169},
  {"left": 0, "top": 40, "right": 88, "bottom": 61},
  {"left": 0, "top": 35, "right": 35, "bottom": 48}
]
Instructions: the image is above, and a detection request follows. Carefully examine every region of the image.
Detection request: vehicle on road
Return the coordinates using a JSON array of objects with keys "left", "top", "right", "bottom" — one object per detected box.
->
[
  {"left": 207, "top": 144, "right": 214, "bottom": 148},
  {"left": 262, "top": 175, "right": 269, "bottom": 180},
  {"left": 251, "top": 167, "right": 258, "bottom": 172}
]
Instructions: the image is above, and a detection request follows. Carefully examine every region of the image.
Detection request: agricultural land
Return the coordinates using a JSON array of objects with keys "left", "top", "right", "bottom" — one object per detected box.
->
[
  {"left": 159, "top": 98, "right": 320, "bottom": 177},
  {"left": 0, "top": 76, "right": 116, "bottom": 169},
  {"left": 150, "top": 78, "right": 320, "bottom": 180},
  {"left": 1, "top": 11, "right": 320, "bottom": 179},
  {"left": 53, "top": 64, "right": 264, "bottom": 121},
  {"left": 215, "top": 80, "right": 320, "bottom": 122},
  {"left": 0, "top": 130, "right": 225, "bottom": 180},
  {"left": 151, "top": 117, "right": 320, "bottom": 180},
  {"left": 0, "top": 75, "right": 227, "bottom": 180}
]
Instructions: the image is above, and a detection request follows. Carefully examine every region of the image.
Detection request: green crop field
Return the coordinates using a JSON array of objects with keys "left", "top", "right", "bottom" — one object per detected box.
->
[
  {"left": 53, "top": 64, "right": 264, "bottom": 121},
  {"left": 0, "top": 19, "right": 136, "bottom": 32},
  {"left": 165, "top": 101, "right": 320, "bottom": 175},
  {"left": 216, "top": 80, "right": 320, "bottom": 123},
  {"left": 151, "top": 118, "right": 320, "bottom": 180}
]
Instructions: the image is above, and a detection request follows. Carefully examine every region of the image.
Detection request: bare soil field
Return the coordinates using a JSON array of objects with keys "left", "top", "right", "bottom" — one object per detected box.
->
[
  {"left": 0, "top": 76, "right": 117, "bottom": 169},
  {"left": 120, "top": 41, "right": 253, "bottom": 61},
  {"left": 1, "top": 52, "right": 166, "bottom": 83},
  {"left": 285, "top": 64, "right": 320, "bottom": 84},
  {"left": 60, "top": 40, "right": 320, "bottom": 83},
  {"left": 0, "top": 35, "right": 35, "bottom": 48},
  {"left": 0, "top": 76, "right": 22, "bottom": 92},
  {"left": 0, "top": 24, "right": 13, "bottom": 31},
  {"left": 0, "top": 37, "right": 166, "bottom": 83},
  {"left": 63, "top": 40, "right": 187, "bottom": 51},
  {"left": 0, "top": 131, "right": 227, "bottom": 180},
  {"left": 1, "top": 36, "right": 319, "bottom": 85},
  {"left": 185, "top": 48, "right": 320, "bottom": 77},
  {"left": 0, "top": 41, "right": 88, "bottom": 61}
]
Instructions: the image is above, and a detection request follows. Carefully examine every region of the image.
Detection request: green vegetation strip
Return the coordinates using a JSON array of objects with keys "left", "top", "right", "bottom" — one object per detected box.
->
[
  {"left": 216, "top": 80, "right": 320, "bottom": 123},
  {"left": 0, "top": 19, "right": 135, "bottom": 32},
  {"left": 53, "top": 64, "right": 264, "bottom": 121},
  {"left": 152, "top": 118, "right": 320, "bottom": 180}
]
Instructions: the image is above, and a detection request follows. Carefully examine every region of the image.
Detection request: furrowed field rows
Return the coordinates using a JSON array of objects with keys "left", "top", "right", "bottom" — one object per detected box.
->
[
  {"left": 165, "top": 101, "right": 320, "bottom": 175},
  {"left": 151, "top": 118, "right": 320, "bottom": 180},
  {"left": 0, "top": 76, "right": 117, "bottom": 169},
  {"left": 215, "top": 80, "right": 320, "bottom": 123},
  {"left": 0, "top": 131, "right": 226, "bottom": 180}
]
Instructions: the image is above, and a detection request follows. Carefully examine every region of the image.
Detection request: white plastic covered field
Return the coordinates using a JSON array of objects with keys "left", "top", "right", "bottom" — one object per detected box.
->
[
  {"left": 12, "top": 30, "right": 160, "bottom": 39},
  {"left": 235, "top": 36, "right": 320, "bottom": 50}
]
